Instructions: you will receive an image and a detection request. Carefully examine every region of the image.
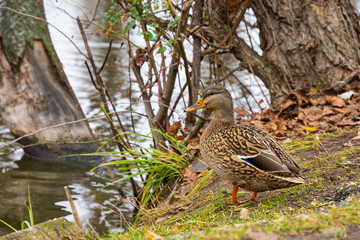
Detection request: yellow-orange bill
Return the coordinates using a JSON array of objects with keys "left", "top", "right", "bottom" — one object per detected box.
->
[{"left": 185, "top": 98, "right": 206, "bottom": 112}]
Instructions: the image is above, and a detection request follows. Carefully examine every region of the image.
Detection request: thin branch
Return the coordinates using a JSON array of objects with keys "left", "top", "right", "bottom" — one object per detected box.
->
[
  {"left": 0, "top": 110, "right": 147, "bottom": 150},
  {"left": 221, "top": 0, "right": 252, "bottom": 45},
  {"left": 98, "top": 39, "right": 113, "bottom": 74}
]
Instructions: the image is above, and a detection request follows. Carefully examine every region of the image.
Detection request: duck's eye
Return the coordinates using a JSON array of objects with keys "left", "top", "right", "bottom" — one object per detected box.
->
[{"left": 204, "top": 92, "right": 216, "bottom": 98}]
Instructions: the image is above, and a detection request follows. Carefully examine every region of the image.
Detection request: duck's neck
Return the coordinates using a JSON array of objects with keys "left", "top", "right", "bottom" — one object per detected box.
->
[
  {"left": 202, "top": 108, "right": 235, "bottom": 139},
  {"left": 212, "top": 107, "right": 235, "bottom": 124}
]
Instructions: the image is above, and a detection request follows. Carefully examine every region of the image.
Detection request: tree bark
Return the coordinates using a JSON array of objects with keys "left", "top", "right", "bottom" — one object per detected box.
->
[
  {"left": 202, "top": 0, "right": 360, "bottom": 109},
  {"left": 0, "top": 1, "right": 98, "bottom": 160},
  {"left": 252, "top": 0, "right": 360, "bottom": 90}
]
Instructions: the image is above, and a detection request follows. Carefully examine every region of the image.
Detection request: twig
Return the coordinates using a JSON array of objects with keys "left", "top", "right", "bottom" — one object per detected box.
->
[
  {"left": 98, "top": 39, "right": 113, "bottom": 74},
  {"left": 221, "top": 0, "right": 252, "bottom": 45},
  {"left": 64, "top": 186, "right": 82, "bottom": 228},
  {"left": 0, "top": 110, "right": 147, "bottom": 150},
  {"left": 85, "top": 61, "right": 98, "bottom": 89},
  {"left": 245, "top": 57, "right": 271, "bottom": 107},
  {"left": 183, "top": 109, "right": 208, "bottom": 144},
  {"left": 169, "top": 83, "right": 188, "bottom": 119}
]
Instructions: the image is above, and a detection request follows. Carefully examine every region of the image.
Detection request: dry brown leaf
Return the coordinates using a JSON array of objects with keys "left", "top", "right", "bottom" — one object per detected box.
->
[
  {"left": 326, "top": 113, "right": 344, "bottom": 123},
  {"left": 332, "top": 107, "right": 352, "bottom": 114},
  {"left": 234, "top": 107, "right": 249, "bottom": 117},
  {"left": 187, "top": 142, "right": 200, "bottom": 150},
  {"left": 145, "top": 228, "right": 164, "bottom": 240},
  {"left": 305, "top": 114, "right": 323, "bottom": 122},
  {"left": 179, "top": 165, "right": 197, "bottom": 195},
  {"left": 337, "top": 120, "right": 360, "bottom": 126},
  {"left": 278, "top": 100, "right": 296, "bottom": 115},
  {"left": 308, "top": 106, "right": 323, "bottom": 115},
  {"left": 168, "top": 121, "right": 182, "bottom": 138},
  {"left": 325, "top": 95, "right": 346, "bottom": 107},
  {"left": 310, "top": 96, "right": 325, "bottom": 106},
  {"left": 239, "top": 208, "right": 250, "bottom": 219},
  {"left": 175, "top": 135, "right": 185, "bottom": 141},
  {"left": 321, "top": 106, "right": 335, "bottom": 116},
  {"left": 135, "top": 48, "right": 148, "bottom": 67}
]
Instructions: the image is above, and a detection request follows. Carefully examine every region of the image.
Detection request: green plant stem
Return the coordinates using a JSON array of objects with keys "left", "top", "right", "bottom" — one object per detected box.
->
[{"left": 99, "top": 103, "right": 131, "bottom": 151}]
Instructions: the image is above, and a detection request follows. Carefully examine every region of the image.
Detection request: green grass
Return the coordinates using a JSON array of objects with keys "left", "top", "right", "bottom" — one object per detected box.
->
[
  {"left": 101, "top": 128, "right": 360, "bottom": 239},
  {"left": 91, "top": 129, "right": 195, "bottom": 223},
  {"left": 0, "top": 183, "right": 34, "bottom": 232},
  {"left": 102, "top": 189, "right": 360, "bottom": 240}
]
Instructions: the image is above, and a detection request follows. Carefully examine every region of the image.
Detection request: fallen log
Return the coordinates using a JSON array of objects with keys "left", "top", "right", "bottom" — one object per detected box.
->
[{"left": 0, "top": 217, "right": 87, "bottom": 240}]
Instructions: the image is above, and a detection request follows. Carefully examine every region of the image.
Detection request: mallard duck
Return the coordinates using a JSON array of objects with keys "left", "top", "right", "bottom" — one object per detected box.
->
[{"left": 185, "top": 85, "right": 305, "bottom": 204}]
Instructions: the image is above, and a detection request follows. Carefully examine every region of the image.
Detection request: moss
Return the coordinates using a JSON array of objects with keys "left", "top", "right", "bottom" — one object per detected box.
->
[{"left": 0, "top": 0, "right": 66, "bottom": 81}]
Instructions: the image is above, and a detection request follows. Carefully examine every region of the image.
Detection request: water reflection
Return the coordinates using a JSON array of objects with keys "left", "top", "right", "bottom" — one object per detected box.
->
[
  {"left": 0, "top": 154, "right": 133, "bottom": 234},
  {"left": 0, "top": 0, "right": 136, "bottom": 235}
]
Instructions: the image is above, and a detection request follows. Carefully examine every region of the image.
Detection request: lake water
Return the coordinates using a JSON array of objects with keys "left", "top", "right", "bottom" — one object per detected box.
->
[{"left": 0, "top": 0, "right": 269, "bottom": 235}]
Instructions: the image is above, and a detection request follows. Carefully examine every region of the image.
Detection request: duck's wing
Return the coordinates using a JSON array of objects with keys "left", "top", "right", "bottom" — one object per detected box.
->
[
  {"left": 224, "top": 126, "right": 297, "bottom": 174},
  {"left": 237, "top": 149, "right": 291, "bottom": 174},
  {"left": 252, "top": 126, "right": 302, "bottom": 173}
]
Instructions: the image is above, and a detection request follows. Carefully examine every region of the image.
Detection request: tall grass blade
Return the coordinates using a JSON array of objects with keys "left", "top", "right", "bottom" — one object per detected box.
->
[
  {"left": 0, "top": 219, "right": 17, "bottom": 232},
  {"left": 27, "top": 183, "right": 34, "bottom": 227}
]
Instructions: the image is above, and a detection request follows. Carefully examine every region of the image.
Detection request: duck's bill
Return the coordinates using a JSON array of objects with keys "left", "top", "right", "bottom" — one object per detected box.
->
[{"left": 185, "top": 98, "right": 206, "bottom": 112}]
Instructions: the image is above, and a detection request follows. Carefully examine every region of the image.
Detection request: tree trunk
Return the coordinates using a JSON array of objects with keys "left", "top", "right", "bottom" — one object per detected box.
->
[
  {"left": 203, "top": 0, "right": 360, "bottom": 109},
  {"left": 252, "top": 0, "right": 360, "bottom": 93},
  {"left": 0, "top": 1, "right": 98, "bottom": 160}
]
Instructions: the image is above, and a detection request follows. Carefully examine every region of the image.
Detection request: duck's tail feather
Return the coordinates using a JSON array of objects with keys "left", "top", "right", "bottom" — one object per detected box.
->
[{"left": 274, "top": 175, "right": 306, "bottom": 184}]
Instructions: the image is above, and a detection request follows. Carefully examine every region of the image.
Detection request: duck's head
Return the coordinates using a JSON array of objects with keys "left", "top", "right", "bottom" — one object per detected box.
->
[{"left": 185, "top": 85, "right": 233, "bottom": 113}]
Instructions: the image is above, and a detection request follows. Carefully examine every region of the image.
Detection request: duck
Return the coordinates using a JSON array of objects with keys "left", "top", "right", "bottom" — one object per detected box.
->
[{"left": 185, "top": 85, "right": 305, "bottom": 204}]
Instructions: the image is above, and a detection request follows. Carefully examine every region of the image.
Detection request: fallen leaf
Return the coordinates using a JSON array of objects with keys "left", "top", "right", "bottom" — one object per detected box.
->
[
  {"left": 239, "top": 208, "right": 250, "bottom": 219},
  {"left": 234, "top": 107, "right": 249, "bottom": 117},
  {"left": 278, "top": 100, "right": 296, "bottom": 115},
  {"left": 305, "top": 114, "right": 323, "bottom": 122},
  {"left": 180, "top": 165, "right": 197, "bottom": 195},
  {"left": 300, "top": 125, "right": 319, "bottom": 132},
  {"left": 337, "top": 120, "right": 360, "bottom": 126},
  {"left": 325, "top": 113, "right": 344, "bottom": 123},
  {"left": 310, "top": 96, "right": 325, "bottom": 106},
  {"left": 332, "top": 107, "right": 351, "bottom": 114},
  {"left": 145, "top": 228, "right": 164, "bottom": 240},
  {"left": 325, "top": 95, "right": 346, "bottom": 107},
  {"left": 308, "top": 106, "right": 322, "bottom": 115},
  {"left": 321, "top": 106, "right": 334, "bottom": 116},
  {"left": 351, "top": 132, "right": 360, "bottom": 141}
]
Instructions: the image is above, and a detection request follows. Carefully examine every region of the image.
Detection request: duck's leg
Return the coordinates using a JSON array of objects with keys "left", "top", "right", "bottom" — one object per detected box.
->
[
  {"left": 250, "top": 192, "right": 257, "bottom": 201},
  {"left": 231, "top": 186, "right": 238, "bottom": 204},
  {"left": 231, "top": 187, "right": 257, "bottom": 204},
  {"left": 237, "top": 192, "right": 258, "bottom": 204}
]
